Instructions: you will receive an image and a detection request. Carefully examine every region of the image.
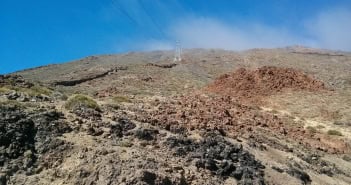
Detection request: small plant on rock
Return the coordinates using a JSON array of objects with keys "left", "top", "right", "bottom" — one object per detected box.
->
[
  {"left": 28, "top": 85, "right": 52, "bottom": 96},
  {"left": 327, "top": 129, "right": 343, "bottom": 136},
  {"left": 65, "top": 94, "right": 100, "bottom": 111},
  {"left": 316, "top": 125, "right": 325, "bottom": 129}
]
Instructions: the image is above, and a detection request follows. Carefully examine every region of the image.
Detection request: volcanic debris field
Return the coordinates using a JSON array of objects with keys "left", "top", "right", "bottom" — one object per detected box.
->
[{"left": 1, "top": 47, "right": 351, "bottom": 185}]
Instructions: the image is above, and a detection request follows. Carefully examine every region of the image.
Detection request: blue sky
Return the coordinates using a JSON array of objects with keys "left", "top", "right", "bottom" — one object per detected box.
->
[{"left": 1, "top": 0, "right": 351, "bottom": 74}]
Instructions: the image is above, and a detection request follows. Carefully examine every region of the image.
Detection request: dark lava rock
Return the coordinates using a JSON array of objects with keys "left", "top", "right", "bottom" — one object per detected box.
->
[
  {"left": 169, "top": 125, "right": 187, "bottom": 135},
  {"left": 73, "top": 107, "right": 102, "bottom": 121},
  {"left": 319, "top": 166, "right": 333, "bottom": 177},
  {"left": 140, "top": 171, "right": 157, "bottom": 184},
  {"left": 0, "top": 117, "right": 36, "bottom": 158},
  {"left": 0, "top": 104, "right": 72, "bottom": 183},
  {"left": 0, "top": 75, "right": 33, "bottom": 88},
  {"left": 286, "top": 167, "right": 311, "bottom": 185},
  {"left": 110, "top": 124, "right": 124, "bottom": 138},
  {"left": 272, "top": 166, "right": 284, "bottom": 173},
  {"left": 110, "top": 118, "right": 136, "bottom": 138},
  {"left": 166, "top": 137, "right": 193, "bottom": 148},
  {"left": 118, "top": 118, "right": 136, "bottom": 131},
  {"left": 0, "top": 105, "right": 37, "bottom": 175},
  {"left": 0, "top": 173, "right": 6, "bottom": 185},
  {"left": 32, "top": 110, "right": 72, "bottom": 154},
  {"left": 342, "top": 155, "right": 351, "bottom": 162},
  {"left": 87, "top": 127, "right": 104, "bottom": 136},
  {"left": 4, "top": 91, "right": 20, "bottom": 100},
  {"left": 3, "top": 91, "right": 50, "bottom": 102},
  {"left": 165, "top": 134, "right": 266, "bottom": 184},
  {"left": 300, "top": 153, "right": 342, "bottom": 177},
  {"left": 146, "top": 63, "right": 177, "bottom": 69},
  {"left": 134, "top": 129, "right": 159, "bottom": 141},
  {"left": 166, "top": 137, "right": 196, "bottom": 156}
]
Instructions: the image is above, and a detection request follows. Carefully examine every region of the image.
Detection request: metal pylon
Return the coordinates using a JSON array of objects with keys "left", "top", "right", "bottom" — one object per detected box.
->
[{"left": 174, "top": 40, "right": 182, "bottom": 62}]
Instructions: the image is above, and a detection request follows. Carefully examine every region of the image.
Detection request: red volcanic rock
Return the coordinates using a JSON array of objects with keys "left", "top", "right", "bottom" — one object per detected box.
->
[
  {"left": 139, "top": 94, "right": 348, "bottom": 154},
  {"left": 206, "top": 66, "right": 327, "bottom": 100}
]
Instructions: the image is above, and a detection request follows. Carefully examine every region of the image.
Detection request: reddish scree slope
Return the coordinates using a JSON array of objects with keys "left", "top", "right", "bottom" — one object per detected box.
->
[
  {"left": 207, "top": 66, "right": 327, "bottom": 99},
  {"left": 140, "top": 94, "right": 348, "bottom": 154}
]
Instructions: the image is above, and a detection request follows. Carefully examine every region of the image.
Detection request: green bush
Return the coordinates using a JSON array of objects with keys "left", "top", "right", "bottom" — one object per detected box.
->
[
  {"left": 65, "top": 94, "right": 100, "bottom": 111},
  {"left": 29, "top": 85, "right": 52, "bottom": 96},
  {"left": 327, "top": 130, "right": 343, "bottom": 136}
]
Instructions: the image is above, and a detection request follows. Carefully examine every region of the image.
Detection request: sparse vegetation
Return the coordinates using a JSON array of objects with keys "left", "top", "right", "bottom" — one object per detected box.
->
[
  {"left": 306, "top": 126, "right": 317, "bottom": 133},
  {"left": 333, "top": 121, "right": 344, "bottom": 126},
  {"left": 327, "top": 129, "right": 343, "bottom": 136},
  {"left": 3, "top": 45, "right": 351, "bottom": 185},
  {"left": 0, "top": 84, "right": 52, "bottom": 96},
  {"left": 29, "top": 85, "right": 52, "bottom": 96},
  {"left": 112, "top": 95, "right": 132, "bottom": 103},
  {"left": 269, "top": 109, "right": 279, "bottom": 114},
  {"left": 0, "top": 100, "right": 23, "bottom": 108},
  {"left": 106, "top": 104, "right": 120, "bottom": 110},
  {"left": 105, "top": 96, "right": 132, "bottom": 111},
  {"left": 0, "top": 87, "right": 11, "bottom": 94},
  {"left": 118, "top": 139, "right": 133, "bottom": 147},
  {"left": 65, "top": 94, "right": 100, "bottom": 111},
  {"left": 315, "top": 125, "right": 325, "bottom": 129},
  {"left": 343, "top": 155, "right": 351, "bottom": 162},
  {"left": 333, "top": 121, "right": 351, "bottom": 126},
  {"left": 286, "top": 114, "right": 295, "bottom": 120},
  {"left": 320, "top": 108, "right": 342, "bottom": 120}
]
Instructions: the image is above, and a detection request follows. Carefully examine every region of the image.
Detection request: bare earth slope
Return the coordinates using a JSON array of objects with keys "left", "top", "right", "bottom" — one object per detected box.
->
[{"left": 0, "top": 47, "right": 350, "bottom": 185}]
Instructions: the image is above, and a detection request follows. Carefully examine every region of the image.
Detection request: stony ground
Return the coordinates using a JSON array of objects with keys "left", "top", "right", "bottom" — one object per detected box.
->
[{"left": 1, "top": 47, "right": 351, "bottom": 185}]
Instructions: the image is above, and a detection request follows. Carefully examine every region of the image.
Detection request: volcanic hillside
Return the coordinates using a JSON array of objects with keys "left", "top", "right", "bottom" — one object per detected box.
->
[{"left": 1, "top": 47, "right": 351, "bottom": 185}]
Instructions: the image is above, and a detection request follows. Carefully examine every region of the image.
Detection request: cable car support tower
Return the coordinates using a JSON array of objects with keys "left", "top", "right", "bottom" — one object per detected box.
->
[{"left": 174, "top": 40, "right": 182, "bottom": 62}]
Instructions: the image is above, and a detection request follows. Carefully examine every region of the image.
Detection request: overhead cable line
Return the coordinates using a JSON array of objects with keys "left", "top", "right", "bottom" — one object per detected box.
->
[
  {"left": 110, "top": 0, "right": 140, "bottom": 26},
  {"left": 138, "top": 0, "right": 168, "bottom": 40}
]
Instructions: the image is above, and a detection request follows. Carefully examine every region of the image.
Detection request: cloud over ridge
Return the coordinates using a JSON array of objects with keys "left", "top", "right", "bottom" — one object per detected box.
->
[{"left": 138, "top": 7, "right": 351, "bottom": 51}]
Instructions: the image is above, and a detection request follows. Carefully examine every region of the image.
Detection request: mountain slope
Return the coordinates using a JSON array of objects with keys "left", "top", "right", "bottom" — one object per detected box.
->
[{"left": 1, "top": 47, "right": 350, "bottom": 185}]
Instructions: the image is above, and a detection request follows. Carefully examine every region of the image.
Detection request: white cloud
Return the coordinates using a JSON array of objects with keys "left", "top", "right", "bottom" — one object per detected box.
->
[
  {"left": 141, "top": 39, "right": 173, "bottom": 51},
  {"left": 131, "top": 7, "right": 351, "bottom": 51},
  {"left": 169, "top": 17, "right": 309, "bottom": 50},
  {"left": 306, "top": 8, "right": 351, "bottom": 51},
  {"left": 140, "top": 17, "right": 311, "bottom": 51}
]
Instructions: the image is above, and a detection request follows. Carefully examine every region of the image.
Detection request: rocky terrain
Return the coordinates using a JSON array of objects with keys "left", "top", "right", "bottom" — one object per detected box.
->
[
  {"left": 1, "top": 47, "right": 351, "bottom": 184},
  {"left": 206, "top": 66, "right": 327, "bottom": 103}
]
